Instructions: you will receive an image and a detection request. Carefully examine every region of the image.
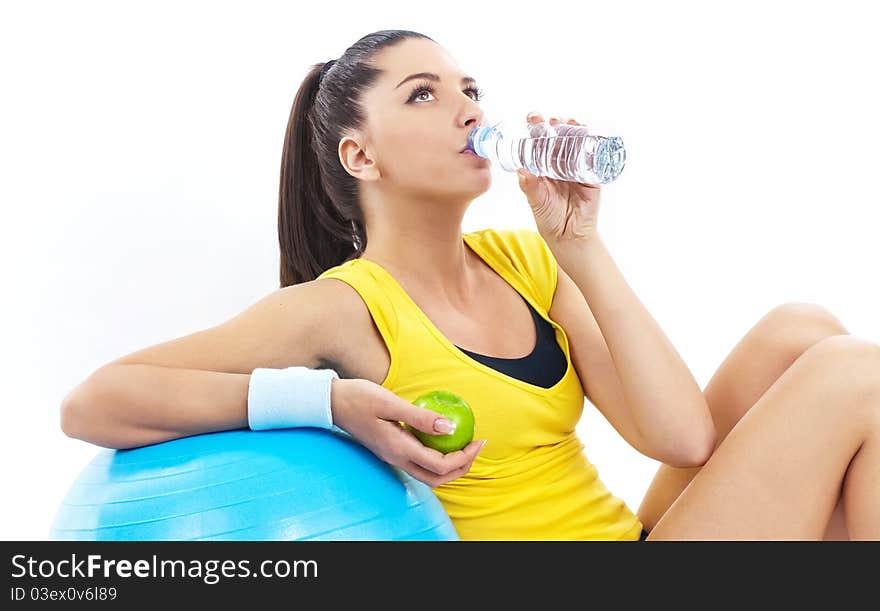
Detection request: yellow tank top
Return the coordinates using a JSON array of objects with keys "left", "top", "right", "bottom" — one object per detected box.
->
[{"left": 317, "top": 227, "right": 644, "bottom": 540}]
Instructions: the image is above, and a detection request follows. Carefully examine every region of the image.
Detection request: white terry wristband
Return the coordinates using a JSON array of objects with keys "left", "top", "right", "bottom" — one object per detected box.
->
[{"left": 247, "top": 366, "right": 345, "bottom": 433}]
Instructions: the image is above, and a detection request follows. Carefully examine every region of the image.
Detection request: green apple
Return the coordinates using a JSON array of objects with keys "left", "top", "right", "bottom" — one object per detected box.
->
[{"left": 404, "top": 390, "right": 475, "bottom": 454}]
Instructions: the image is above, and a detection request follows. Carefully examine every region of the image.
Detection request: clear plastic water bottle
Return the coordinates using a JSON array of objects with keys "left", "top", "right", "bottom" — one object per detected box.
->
[{"left": 465, "top": 119, "right": 626, "bottom": 185}]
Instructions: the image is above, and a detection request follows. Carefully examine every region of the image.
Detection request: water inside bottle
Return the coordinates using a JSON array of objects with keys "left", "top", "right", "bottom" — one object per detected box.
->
[{"left": 466, "top": 120, "right": 626, "bottom": 185}]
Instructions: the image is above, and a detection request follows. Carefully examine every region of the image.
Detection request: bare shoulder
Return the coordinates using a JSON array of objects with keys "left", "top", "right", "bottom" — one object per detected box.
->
[
  {"left": 313, "top": 277, "right": 392, "bottom": 385},
  {"left": 97, "top": 277, "right": 368, "bottom": 376}
]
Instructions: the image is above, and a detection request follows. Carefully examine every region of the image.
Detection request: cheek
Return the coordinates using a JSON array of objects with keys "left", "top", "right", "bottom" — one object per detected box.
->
[
  {"left": 382, "top": 141, "right": 450, "bottom": 184},
  {"left": 375, "top": 125, "right": 471, "bottom": 187}
]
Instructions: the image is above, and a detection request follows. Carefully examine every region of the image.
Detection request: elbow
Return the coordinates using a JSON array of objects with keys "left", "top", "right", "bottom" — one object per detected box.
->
[
  {"left": 691, "top": 404, "right": 719, "bottom": 466},
  {"left": 59, "top": 393, "right": 86, "bottom": 441},
  {"left": 677, "top": 396, "right": 717, "bottom": 467},
  {"left": 654, "top": 411, "right": 717, "bottom": 468},
  {"left": 59, "top": 368, "right": 117, "bottom": 446},
  {"left": 59, "top": 381, "right": 122, "bottom": 449},
  {"left": 59, "top": 371, "right": 109, "bottom": 443},
  {"left": 59, "top": 400, "right": 127, "bottom": 450},
  {"left": 661, "top": 443, "right": 712, "bottom": 469},
  {"left": 60, "top": 394, "right": 102, "bottom": 444},
  {"left": 59, "top": 383, "right": 169, "bottom": 451},
  {"left": 59, "top": 372, "right": 101, "bottom": 442},
  {"left": 681, "top": 434, "right": 716, "bottom": 468},
  {"left": 671, "top": 424, "right": 717, "bottom": 468}
]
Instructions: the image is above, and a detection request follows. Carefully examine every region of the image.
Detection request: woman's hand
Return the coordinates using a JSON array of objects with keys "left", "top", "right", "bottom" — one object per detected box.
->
[
  {"left": 330, "top": 377, "right": 487, "bottom": 488},
  {"left": 516, "top": 112, "right": 602, "bottom": 244}
]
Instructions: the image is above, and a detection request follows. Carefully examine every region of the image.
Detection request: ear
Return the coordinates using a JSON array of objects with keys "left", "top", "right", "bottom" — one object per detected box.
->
[{"left": 339, "top": 135, "right": 380, "bottom": 181}]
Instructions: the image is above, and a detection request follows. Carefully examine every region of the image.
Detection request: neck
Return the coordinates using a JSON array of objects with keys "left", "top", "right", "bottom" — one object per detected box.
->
[{"left": 360, "top": 191, "right": 482, "bottom": 308}]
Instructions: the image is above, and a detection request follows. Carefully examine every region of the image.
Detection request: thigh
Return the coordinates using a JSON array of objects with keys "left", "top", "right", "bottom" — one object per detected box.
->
[
  {"left": 700, "top": 303, "right": 850, "bottom": 435},
  {"left": 637, "top": 308, "right": 851, "bottom": 536},
  {"left": 646, "top": 335, "right": 879, "bottom": 540}
]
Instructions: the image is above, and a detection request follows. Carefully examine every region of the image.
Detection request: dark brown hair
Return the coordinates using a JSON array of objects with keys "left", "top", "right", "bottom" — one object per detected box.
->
[{"left": 278, "top": 29, "right": 435, "bottom": 287}]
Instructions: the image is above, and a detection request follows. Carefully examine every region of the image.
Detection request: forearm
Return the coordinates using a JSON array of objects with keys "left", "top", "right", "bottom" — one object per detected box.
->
[
  {"left": 60, "top": 364, "right": 251, "bottom": 449},
  {"left": 549, "top": 234, "right": 715, "bottom": 460}
]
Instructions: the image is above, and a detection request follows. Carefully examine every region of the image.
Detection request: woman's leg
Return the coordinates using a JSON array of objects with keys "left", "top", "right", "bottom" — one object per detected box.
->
[
  {"left": 636, "top": 303, "right": 851, "bottom": 538},
  {"left": 645, "top": 334, "right": 880, "bottom": 540}
]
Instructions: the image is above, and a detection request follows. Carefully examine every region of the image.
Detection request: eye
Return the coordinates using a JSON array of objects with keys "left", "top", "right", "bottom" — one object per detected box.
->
[
  {"left": 464, "top": 86, "right": 485, "bottom": 102},
  {"left": 406, "top": 81, "right": 485, "bottom": 104}
]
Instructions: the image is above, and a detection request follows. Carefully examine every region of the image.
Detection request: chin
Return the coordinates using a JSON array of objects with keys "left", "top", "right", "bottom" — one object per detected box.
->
[
  {"left": 462, "top": 170, "right": 492, "bottom": 189},
  {"left": 455, "top": 180, "right": 492, "bottom": 201}
]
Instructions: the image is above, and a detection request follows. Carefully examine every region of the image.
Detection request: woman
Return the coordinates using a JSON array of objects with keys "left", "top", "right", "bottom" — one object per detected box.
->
[{"left": 61, "top": 29, "right": 880, "bottom": 540}]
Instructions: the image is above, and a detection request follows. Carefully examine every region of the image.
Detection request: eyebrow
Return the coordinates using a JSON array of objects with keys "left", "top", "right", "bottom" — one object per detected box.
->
[{"left": 394, "top": 72, "right": 477, "bottom": 90}]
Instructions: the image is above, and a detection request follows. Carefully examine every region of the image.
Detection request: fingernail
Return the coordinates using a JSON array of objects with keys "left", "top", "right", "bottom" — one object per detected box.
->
[
  {"left": 479, "top": 440, "right": 488, "bottom": 451},
  {"left": 434, "top": 418, "right": 456, "bottom": 434}
]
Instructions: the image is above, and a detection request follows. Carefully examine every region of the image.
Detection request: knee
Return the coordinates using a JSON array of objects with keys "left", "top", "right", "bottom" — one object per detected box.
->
[
  {"left": 804, "top": 334, "right": 880, "bottom": 404},
  {"left": 805, "top": 333, "right": 880, "bottom": 361},
  {"left": 758, "top": 302, "right": 849, "bottom": 355}
]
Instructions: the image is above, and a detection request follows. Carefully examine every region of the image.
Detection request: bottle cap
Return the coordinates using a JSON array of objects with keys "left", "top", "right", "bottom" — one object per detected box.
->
[{"left": 467, "top": 125, "right": 501, "bottom": 158}]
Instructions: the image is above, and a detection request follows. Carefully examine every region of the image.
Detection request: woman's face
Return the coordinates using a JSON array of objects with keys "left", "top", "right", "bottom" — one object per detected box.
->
[{"left": 343, "top": 38, "right": 491, "bottom": 202}]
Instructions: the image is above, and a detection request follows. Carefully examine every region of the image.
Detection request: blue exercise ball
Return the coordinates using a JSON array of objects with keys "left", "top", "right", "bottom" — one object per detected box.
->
[{"left": 50, "top": 428, "right": 459, "bottom": 541}]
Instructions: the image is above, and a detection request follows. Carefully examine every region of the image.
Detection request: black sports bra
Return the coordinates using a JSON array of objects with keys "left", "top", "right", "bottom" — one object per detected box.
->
[{"left": 454, "top": 295, "right": 567, "bottom": 388}]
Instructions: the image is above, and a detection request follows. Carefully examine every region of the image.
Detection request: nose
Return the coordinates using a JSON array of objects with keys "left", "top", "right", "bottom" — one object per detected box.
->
[
  {"left": 462, "top": 111, "right": 485, "bottom": 133},
  {"left": 460, "top": 98, "right": 484, "bottom": 129}
]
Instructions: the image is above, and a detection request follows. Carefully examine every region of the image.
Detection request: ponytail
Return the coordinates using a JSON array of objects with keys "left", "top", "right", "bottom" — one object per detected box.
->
[
  {"left": 277, "top": 63, "right": 358, "bottom": 287},
  {"left": 276, "top": 30, "right": 434, "bottom": 287}
]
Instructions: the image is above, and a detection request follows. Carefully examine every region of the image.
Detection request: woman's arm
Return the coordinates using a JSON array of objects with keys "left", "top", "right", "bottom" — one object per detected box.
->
[
  {"left": 60, "top": 278, "right": 346, "bottom": 449},
  {"left": 549, "top": 234, "right": 716, "bottom": 466},
  {"left": 60, "top": 365, "right": 252, "bottom": 449}
]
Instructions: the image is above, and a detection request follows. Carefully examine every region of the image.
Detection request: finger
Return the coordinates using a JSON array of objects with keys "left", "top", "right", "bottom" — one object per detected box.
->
[
  {"left": 381, "top": 395, "right": 457, "bottom": 436},
  {"left": 436, "top": 440, "right": 486, "bottom": 472},
  {"left": 440, "top": 460, "right": 475, "bottom": 483},
  {"left": 403, "top": 447, "right": 481, "bottom": 487},
  {"left": 399, "top": 460, "right": 445, "bottom": 488},
  {"left": 413, "top": 442, "right": 475, "bottom": 475},
  {"left": 517, "top": 166, "right": 540, "bottom": 185},
  {"left": 527, "top": 112, "right": 557, "bottom": 158},
  {"left": 526, "top": 111, "right": 549, "bottom": 141},
  {"left": 401, "top": 429, "right": 485, "bottom": 475},
  {"left": 438, "top": 441, "right": 486, "bottom": 480},
  {"left": 465, "top": 439, "right": 487, "bottom": 457},
  {"left": 395, "top": 428, "right": 462, "bottom": 475},
  {"left": 566, "top": 117, "right": 588, "bottom": 131},
  {"left": 403, "top": 459, "right": 472, "bottom": 488}
]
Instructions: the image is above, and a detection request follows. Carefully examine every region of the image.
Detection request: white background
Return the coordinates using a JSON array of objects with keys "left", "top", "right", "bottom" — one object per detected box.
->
[{"left": 1, "top": 0, "right": 878, "bottom": 540}]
